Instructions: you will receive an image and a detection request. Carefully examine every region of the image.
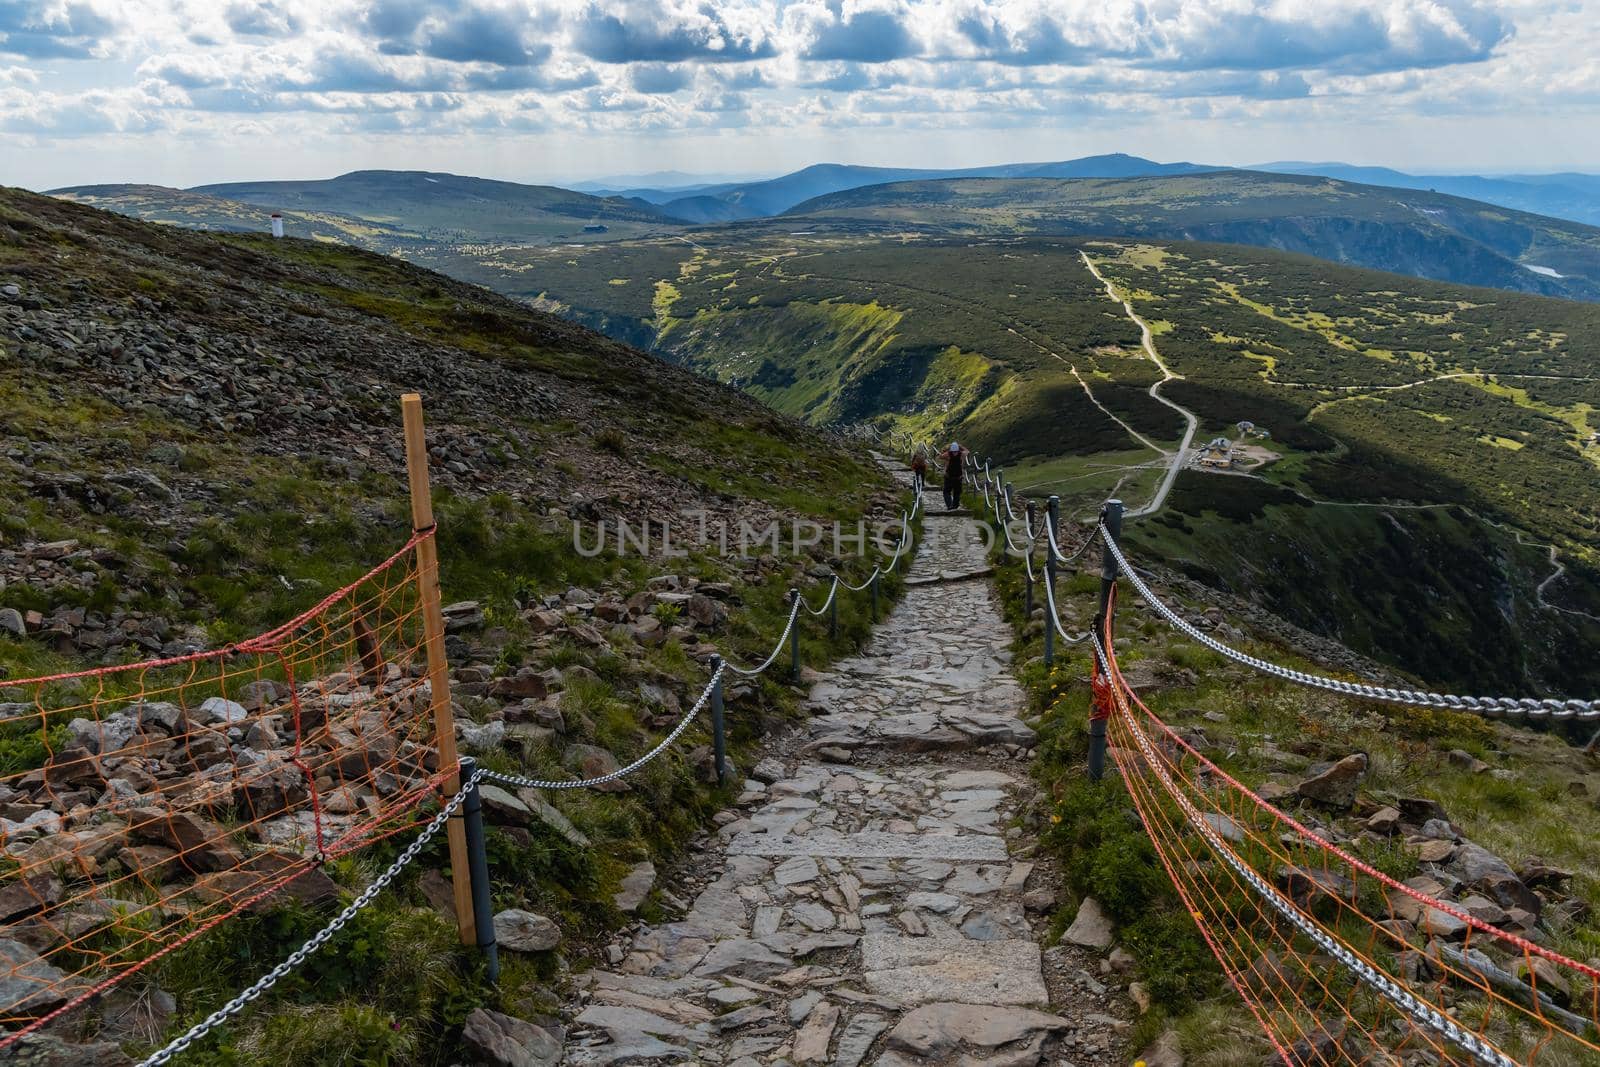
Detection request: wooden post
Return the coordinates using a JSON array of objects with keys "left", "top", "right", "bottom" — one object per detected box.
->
[{"left": 402, "top": 393, "right": 475, "bottom": 946}]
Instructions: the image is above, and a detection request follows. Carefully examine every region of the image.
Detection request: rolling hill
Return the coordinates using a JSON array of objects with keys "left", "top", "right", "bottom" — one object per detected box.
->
[
  {"left": 1259, "top": 161, "right": 1600, "bottom": 227},
  {"left": 48, "top": 183, "right": 424, "bottom": 250},
  {"left": 626, "top": 154, "right": 1219, "bottom": 222},
  {"left": 485, "top": 226, "right": 1600, "bottom": 694},
  {"left": 785, "top": 171, "right": 1600, "bottom": 300},
  {"left": 192, "top": 169, "right": 681, "bottom": 243}
]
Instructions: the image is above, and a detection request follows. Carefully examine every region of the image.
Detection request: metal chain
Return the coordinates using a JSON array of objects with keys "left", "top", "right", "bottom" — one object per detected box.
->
[
  {"left": 1043, "top": 562, "right": 1091, "bottom": 645},
  {"left": 484, "top": 662, "right": 726, "bottom": 790},
  {"left": 142, "top": 452, "right": 928, "bottom": 1064},
  {"left": 138, "top": 770, "right": 484, "bottom": 1067},
  {"left": 1092, "top": 634, "right": 1516, "bottom": 1067},
  {"left": 720, "top": 595, "right": 802, "bottom": 677},
  {"left": 803, "top": 578, "right": 840, "bottom": 616},
  {"left": 1046, "top": 520, "right": 1097, "bottom": 566},
  {"left": 1101, "top": 530, "right": 1600, "bottom": 721}
]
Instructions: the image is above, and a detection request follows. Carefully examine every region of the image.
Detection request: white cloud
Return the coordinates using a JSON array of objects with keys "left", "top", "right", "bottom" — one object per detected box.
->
[{"left": 0, "top": 0, "right": 1594, "bottom": 187}]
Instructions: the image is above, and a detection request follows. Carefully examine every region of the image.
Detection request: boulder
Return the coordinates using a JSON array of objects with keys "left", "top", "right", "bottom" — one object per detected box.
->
[
  {"left": 564, "top": 744, "right": 628, "bottom": 792},
  {"left": 0, "top": 873, "right": 62, "bottom": 923},
  {"left": 461, "top": 1007, "right": 562, "bottom": 1067},
  {"left": 1514, "top": 956, "right": 1572, "bottom": 1008},
  {"left": 1063, "top": 896, "right": 1114, "bottom": 949},
  {"left": 128, "top": 808, "right": 243, "bottom": 871},
  {"left": 1295, "top": 753, "right": 1367, "bottom": 808},
  {"left": 490, "top": 669, "right": 548, "bottom": 700},
  {"left": 198, "top": 697, "right": 248, "bottom": 725},
  {"left": 493, "top": 909, "right": 561, "bottom": 952},
  {"left": 0, "top": 938, "right": 67, "bottom": 1015}
]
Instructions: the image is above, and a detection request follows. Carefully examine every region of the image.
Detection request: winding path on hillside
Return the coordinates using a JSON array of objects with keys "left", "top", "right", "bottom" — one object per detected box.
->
[
  {"left": 1079, "top": 252, "right": 1199, "bottom": 518},
  {"left": 559, "top": 481, "right": 1129, "bottom": 1066}
]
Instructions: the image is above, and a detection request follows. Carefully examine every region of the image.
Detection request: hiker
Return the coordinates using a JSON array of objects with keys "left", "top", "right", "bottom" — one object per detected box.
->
[
  {"left": 939, "top": 441, "right": 965, "bottom": 510},
  {"left": 910, "top": 450, "right": 928, "bottom": 490}
]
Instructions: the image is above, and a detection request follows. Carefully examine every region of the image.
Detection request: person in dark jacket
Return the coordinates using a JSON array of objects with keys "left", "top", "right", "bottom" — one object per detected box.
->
[
  {"left": 938, "top": 441, "right": 965, "bottom": 510},
  {"left": 910, "top": 450, "right": 928, "bottom": 491}
]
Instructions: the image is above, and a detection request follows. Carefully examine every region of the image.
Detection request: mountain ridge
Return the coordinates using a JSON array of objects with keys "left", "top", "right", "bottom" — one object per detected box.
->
[{"left": 783, "top": 170, "right": 1600, "bottom": 300}]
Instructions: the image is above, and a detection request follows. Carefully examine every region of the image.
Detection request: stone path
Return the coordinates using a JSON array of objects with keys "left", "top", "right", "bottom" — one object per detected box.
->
[{"left": 562, "top": 485, "right": 1129, "bottom": 1066}]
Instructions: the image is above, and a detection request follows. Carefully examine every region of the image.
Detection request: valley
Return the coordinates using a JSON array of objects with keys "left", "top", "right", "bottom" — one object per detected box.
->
[{"left": 496, "top": 227, "right": 1600, "bottom": 697}]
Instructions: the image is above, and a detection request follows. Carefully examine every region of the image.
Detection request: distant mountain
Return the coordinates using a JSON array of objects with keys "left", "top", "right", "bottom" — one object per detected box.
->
[
  {"left": 1258, "top": 162, "right": 1600, "bottom": 227},
  {"left": 639, "top": 154, "right": 1218, "bottom": 222},
  {"left": 571, "top": 170, "right": 768, "bottom": 196},
  {"left": 191, "top": 170, "right": 681, "bottom": 243},
  {"left": 48, "top": 183, "right": 421, "bottom": 249},
  {"left": 785, "top": 170, "right": 1600, "bottom": 300}
]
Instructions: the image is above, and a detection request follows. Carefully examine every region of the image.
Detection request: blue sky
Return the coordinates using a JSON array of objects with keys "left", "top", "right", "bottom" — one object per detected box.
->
[{"left": 1, "top": 0, "right": 1595, "bottom": 190}]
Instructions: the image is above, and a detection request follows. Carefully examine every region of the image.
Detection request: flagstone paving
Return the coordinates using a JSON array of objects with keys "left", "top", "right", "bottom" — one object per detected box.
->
[{"left": 562, "top": 483, "right": 1132, "bottom": 1066}]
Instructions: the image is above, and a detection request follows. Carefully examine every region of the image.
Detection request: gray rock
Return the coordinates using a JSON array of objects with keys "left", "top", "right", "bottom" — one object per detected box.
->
[
  {"left": 66, "top": 713, "right": 138, "bottom": 755},
  {"left": 885, "top": 1002, "right": 1067, "bottom": 1058},
  {"left": 750, "top": 757, "right": 787, "bottom": 784},
  {"left": 198, "top": 696, "right": 248, "bottom": 724},
  {"left": 614, "top": 862, "right": 655, "bottom": 913},
  {"left": 832, "top": 1012, "right": 890, "bottom": 1067},
  {"left": 0, "top": 938, "right": 68, "bottom": 1015},
  {"left": 493, "top": 909, "right": 561, "bottom": 952},
  {"left": 0, "top": 608, "right": 24, "bottom": 637},
  {"left": 774, "top": 855, "right": 820, "bottom": 886},
  {"left": 1063, "top": 896, "right": 1114, "bottom": 950},
  {"left": 860, "top": 935, "right": 1048, "bottom": 1005},
  {"left": 133, "top": 701, "right": 183, "bottom": 732},
  {"left": 461, "top": 1007, "right": 562, "bottom": 1067},
  {"left": 1295, "top": 753, "right": 1367, "bottom": 808}
]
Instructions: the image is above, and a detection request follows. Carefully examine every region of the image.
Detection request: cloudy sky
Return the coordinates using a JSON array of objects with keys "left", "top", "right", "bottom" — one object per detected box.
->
[{"left": 2, "top": 0, "right": 1596, "bottom": 190}]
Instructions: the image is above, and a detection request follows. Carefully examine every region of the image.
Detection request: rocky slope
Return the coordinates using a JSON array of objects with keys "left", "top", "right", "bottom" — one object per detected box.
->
[{"left": 0, "top": 186, "right": 905, "bottom": 1064}]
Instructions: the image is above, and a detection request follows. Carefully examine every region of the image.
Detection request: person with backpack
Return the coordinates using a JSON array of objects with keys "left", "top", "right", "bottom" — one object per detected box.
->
[
  {"left": 939, "top": 441, "right": 965, "bottom": 510},
  {"left": 910, "top": 449, "right": 928, "bottom": 492}
]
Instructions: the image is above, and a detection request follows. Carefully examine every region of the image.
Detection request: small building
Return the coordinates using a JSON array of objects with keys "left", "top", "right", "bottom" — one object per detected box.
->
[
  {"left": 1236, "top": 420, "right": 1255, "bottom": 435},
  {"left": 1198, "top": 436, "right": 1236, "bottom": 469}
]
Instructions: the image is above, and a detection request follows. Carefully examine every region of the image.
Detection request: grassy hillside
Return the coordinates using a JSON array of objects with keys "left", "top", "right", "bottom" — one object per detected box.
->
[
  {"left": 645, "top": 153, "right": 1217, "bottom": 222},
  {"left": 50, "top": 183, "right": 425, "bottom": 249},
  {"left": 193, "top": 170, "right": 682, "bottom": 244},
  {"left": 0, "top": 186, "right": 900, "bottom": 1063},
  {"left": 787, "top": 171, "right": 1600, "bottom": 300},
  {"left": 483, "top": 229, "right": 1600, "bottom": 696}
]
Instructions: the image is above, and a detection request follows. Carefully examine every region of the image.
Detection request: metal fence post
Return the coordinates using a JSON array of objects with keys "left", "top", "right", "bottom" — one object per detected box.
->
[
  {"left": 709, "top": 656, "right": 727, "bottom": 785},
  {"left": 870, "top": 570, "right": 880, "bottom": 621},
  {"left": 1089, "top": 499, "right": 1124, "bottom": 783},
  {"left": 789, "top": 588, "right": 801, "bottom": 681},
  {"left": 829, "top": 583, "right": 839, "bottom": 641},
  {"left": 1043, "top": 494, "right": 1060, "bottom": 670},
  {"left": 456, "top": 757, "right": 499, "bottom": 982}
]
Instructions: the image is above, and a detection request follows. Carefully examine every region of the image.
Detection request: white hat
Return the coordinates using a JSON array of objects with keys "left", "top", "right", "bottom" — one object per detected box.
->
[{"left": 949, "top": 441, "right": 960, "bottom": 451}]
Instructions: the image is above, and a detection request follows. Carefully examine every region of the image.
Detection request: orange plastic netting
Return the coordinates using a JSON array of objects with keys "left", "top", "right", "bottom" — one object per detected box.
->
[
  {"left": 0, "top": 531, "right": 449, "bottom": 1048},
  {"left": 1095, "top": 594, "right": 1600, "bottom": 1066}
]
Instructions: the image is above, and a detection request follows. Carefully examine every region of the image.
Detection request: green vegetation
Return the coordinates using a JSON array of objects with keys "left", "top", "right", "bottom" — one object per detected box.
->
[
  {"left": 0, "top": 186, "right": 906, "bottom": 1062},
  {"left": 786, "top": 171, "right": 1600, "bottom": 301},
  {"left": 484, "top": 226, "right": 1600, "bottom": 692},
  {"left": 986, "top": 518, "right": 1600, "bottom": 1065}
]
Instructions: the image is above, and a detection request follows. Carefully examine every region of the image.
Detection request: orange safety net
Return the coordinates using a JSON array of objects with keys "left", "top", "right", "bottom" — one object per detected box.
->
[
  {"left": 0, "top": 531, "right": 450, "bottom": 1049},
  {"left": 1098, "top": 593, "right": 1600, "bottom": 1066}
]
